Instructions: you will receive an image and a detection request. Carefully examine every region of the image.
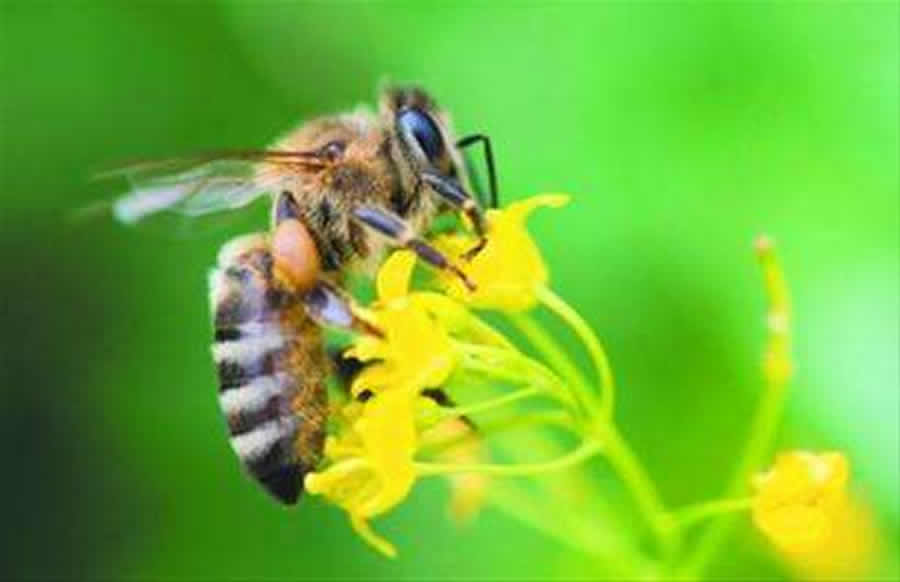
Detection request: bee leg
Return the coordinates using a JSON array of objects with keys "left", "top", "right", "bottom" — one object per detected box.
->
[
  {"left": 352, "top": 205, "right": 477, "bottom": 291},
  {"left": 421, "top": 172, "right": 489, "bottom": 260},
  {"left": 302, "top": 280, "right": 382, "bottom": 337}
]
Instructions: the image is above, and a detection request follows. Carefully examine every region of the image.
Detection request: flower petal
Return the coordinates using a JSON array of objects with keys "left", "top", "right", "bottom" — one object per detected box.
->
[
  {"left": 376, "top": 250, "right": 417, "bottom": 303},
  {"left": 434, "top": 194, "right": 570, "bottom": 312},
  {"left": 350, "top": 513, "right": 397, "bottom": 558},
  {"left": 355, "top": 389, "right": 417, "bottom": 516},
  {"left": 349, "top": 297, "right": 457, "bottom": 393},
  {"left": 500, "top": 193, "right": 571, "bottom": 225}
]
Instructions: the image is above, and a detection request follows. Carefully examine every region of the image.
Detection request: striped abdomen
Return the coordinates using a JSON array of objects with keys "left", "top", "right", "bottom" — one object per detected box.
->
[{"left": 209, "top": 233, "right": 328, "bottom": 504}]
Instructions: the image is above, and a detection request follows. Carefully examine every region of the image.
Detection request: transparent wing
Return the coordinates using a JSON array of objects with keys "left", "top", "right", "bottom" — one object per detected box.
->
[
  {"left": 95, "top": 151, "right": 325, "bottom": 225},
  {"left": 110, "top": 160, "right": 270, "bottom": 224}
]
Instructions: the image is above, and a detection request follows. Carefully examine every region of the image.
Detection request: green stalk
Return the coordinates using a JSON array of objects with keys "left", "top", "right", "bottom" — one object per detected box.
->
[
  {"left": 514, "top": 291, "right": 679, "bottom": 559},
  {"left": 537, "top": 286, "right": 617, "bottom": 419},
  {"left": 440, "top": 386, "right": 543, "bottom": 418},
  {"left": 456, "top": 342, "right": 575, "bottom": 405},
  {"left": 595, "top": 422, "right": 679, "bottom": 558},
  {"left": 672, "top": 498, "right": 753, "bottom": 530},
  {"left": 679, "top": 236, "right": 792, "bottom": 577},
  {"left": 509, "top": 312, "right": 595, "bottom": 418},
  {"left": 416, "top": 439, "right": 602, "bottom": 477}
]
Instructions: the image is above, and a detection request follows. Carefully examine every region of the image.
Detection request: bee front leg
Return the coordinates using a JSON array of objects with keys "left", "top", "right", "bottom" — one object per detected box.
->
[
  {"left": 421, "top": 172, "right": 488, "bottom": 261},
  {"left": 351, "top": 205, "right": 477, "bottom": 291}
]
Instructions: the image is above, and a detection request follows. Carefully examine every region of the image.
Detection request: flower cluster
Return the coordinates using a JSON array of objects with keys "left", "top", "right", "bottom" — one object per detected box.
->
[
  {"left": 305, "top": 195, "right": 573, "bottom": 556},
  {"left": 296, "top": 193, "right": 875, "bottom": 578}
]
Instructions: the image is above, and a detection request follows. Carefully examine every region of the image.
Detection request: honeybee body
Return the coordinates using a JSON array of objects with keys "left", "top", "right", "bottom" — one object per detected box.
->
[
  {"left": 111, "top": 86, "right": 493, "bottom": 504},
  {"left": 210, "top": 234, "right": 328, "bottom": 504}
]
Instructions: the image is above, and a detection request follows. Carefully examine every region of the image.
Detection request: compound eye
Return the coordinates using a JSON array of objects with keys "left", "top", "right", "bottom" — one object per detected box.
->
[
  {"left": 397, "top": 107, "right": 444, "bottom": 162},
  {"left": 319, "top": 140, "right": 346, "bottom": 162}
]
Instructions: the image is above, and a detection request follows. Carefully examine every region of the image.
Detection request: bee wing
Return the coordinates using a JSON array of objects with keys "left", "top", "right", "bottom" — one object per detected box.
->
[
  {"left": 107, "top": 159, "right": 277, "bottom": 225},
  {"left": 92, "top": 150, "right": 325, "bottom": 226}
]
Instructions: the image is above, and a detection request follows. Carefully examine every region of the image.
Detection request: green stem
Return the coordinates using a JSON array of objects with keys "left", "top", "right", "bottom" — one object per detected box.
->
[
  {"left": 416, "top": 439, "right": 602, "bottom": 477},
  {"left": 537, "top": 286, "right": 617, "bottom": 419},
  {"left": 456, "top": 342, "right": 574, "bottom": 405},
  {"left": 671, "top": 498, "right": 753, "bottom": 531},
  {"left": 596, "top": 422, "right": 679, "bottom": 558},
  {"left": 416, "top": 410, "right": 578, "bottom": 460},
  {"left": 680, "top": 237, "right": 792, "bottom": 577},
  {"left": 678, "top": 380, "right": 787, "bottom": 575},
  {"left": 515, "top": 289, "right": 677, "bottom": 560},
  {"left": 487, "top": 480, "right": 603, "bottom": 556},
  {"left": 462, "top": 308, "right": 518, "bottom": 350},
  {"left": 508, "top": 313, "right": 595, "bottom": 418},
  {"left": 441, "top": 386, "right": 543, "bottom": 418},
  {"left": 486, "top": 480, "right": 650, "bottom": 576}
]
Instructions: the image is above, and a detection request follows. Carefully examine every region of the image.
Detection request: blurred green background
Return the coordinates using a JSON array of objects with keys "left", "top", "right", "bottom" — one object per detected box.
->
[{"left": 2, "top": 1, "right": 897, "bottom": 579}]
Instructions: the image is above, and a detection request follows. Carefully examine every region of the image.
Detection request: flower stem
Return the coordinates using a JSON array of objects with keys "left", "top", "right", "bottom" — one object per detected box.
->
[
  {"left": 415, "top": 439, "right": 602, "bottom": 477},
  {"left": 516, "top": 289, "right": 677, "bottom": 559},
  {"left": 537, "top": 286, "right": 617, "bottom": 419},
  {"left": 508, "top": 313, "right": 595, "bottom": 418},
  {"left": 456, "top": 342, "right": 575, "bottom": 405},
  {"left": 461, "top": 308, "right": 518, "bottom": 350},
  {"left": 417, "top": 410, "right": 578, "bottom": 460},
  {"left": 441, "top": 386, "right": 544, "bottom": 418},
  {"left": 680, "top": 236, "right": 792, "bottom": 576},
  {"left": 595, "top": 422, "right": 679, "bottom": 557},
  {"left": 671, "top": 498, "right": 753, "bottom": 530},
  {"left": 486, "top": 480, "right": 651, "bottom": 576}
]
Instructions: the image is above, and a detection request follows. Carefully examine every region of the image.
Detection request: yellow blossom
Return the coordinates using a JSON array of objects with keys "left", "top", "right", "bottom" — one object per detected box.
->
[
  {"left": 785, "top": 494, "right": 880, "bottom": 580},
  {"left": 434, "top": 194, "right": 570, "bottom": 311},
  {"left": 347, "top": 251, "right": 457, "bottom": 396},
  {"left": 306, "top": 252, "right": 479, "bottom": 557},
  {"left": 751, "top": 451, "right": 850, "bottom": 554},
  {"left": 305, "top": 389, "right": 419, "bottom": 558}
]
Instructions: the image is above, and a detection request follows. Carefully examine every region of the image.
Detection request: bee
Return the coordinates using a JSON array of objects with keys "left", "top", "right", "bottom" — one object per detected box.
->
[{"left": 110, "top": 86, "right": 498, "bottom": 504}]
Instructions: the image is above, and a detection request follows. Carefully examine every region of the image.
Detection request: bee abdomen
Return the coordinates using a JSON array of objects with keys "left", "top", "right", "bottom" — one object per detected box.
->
[{"left": 209, "top": 234, "right": 327, "bottom": 505}]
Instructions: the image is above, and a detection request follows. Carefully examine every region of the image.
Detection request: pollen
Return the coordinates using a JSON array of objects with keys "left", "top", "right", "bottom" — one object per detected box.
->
[{"left": 272, "top": 218, "right": 321, "bottom": 292}]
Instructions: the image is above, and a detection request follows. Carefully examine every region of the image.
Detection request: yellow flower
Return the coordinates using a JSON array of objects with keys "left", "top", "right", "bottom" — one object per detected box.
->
[
  {"left": 434, "top": 194, "right": 570, "bottom": 312},
  {"left": 347, "top": 251, "right": 458, "bottom": 396},
  {"left": 305, "top": 389, "right": 419, "bottom": 558},
  {"left": 786, "top": 494, "right": 880, "bottom": 580},
  {"left": 307, "top": 200, "right": 586, "bottom": 558},
  {"left": 307, "top": 252, "right": 478, "bottom": 557},
  {"left": 751, "top": 451, "right": 850, "bottom": 554}
]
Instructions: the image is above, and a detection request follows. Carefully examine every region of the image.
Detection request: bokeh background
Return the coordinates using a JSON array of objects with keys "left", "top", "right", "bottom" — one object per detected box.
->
[{"left": 2, "top": 1, "right": 897, "bottom": 579}]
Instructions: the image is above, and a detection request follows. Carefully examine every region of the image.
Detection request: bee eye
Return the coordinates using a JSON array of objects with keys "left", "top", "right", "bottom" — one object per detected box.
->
[
  {"left": 320, "top": 140, "right": 345, "bottom": 161},
  {"left": 397, "top": 107, "right": 444, "bottom": 163}
]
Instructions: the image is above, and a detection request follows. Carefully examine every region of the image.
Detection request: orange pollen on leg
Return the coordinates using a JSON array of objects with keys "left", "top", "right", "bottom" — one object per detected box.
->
[{"left": 272, "top": 218, "right": 322, "bottom": 292}]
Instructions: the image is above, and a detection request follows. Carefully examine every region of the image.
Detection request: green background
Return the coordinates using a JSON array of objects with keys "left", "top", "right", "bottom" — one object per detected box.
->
[{"left": 2, "top": 1, "right": 897, "bottom": 579}]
